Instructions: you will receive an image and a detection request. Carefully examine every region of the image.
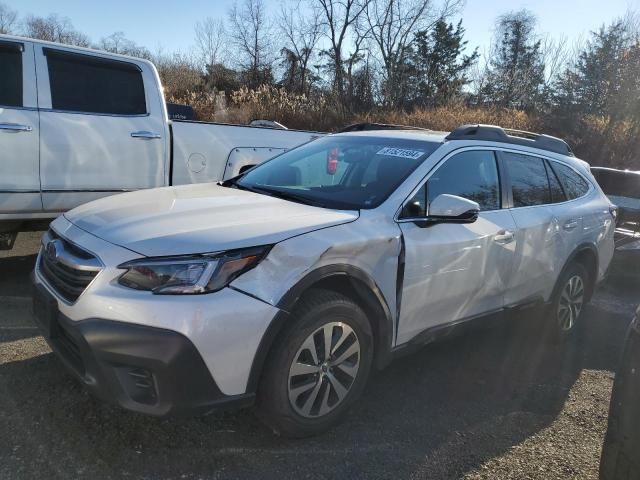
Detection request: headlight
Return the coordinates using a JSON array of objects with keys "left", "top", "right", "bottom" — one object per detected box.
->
[{"left": 117, "top": 246, "right": 270, "bottom": 294}]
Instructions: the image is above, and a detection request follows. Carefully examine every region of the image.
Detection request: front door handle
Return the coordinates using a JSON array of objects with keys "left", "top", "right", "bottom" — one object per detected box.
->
[
  {"left": 131, "top": 131, "right": 161, "bottom": 139},
  {"left": 494, "top": 230, "right": 515, "bottom": 244},
  {"left": 0, "top": 123, "right": 32, "bottom": 132},
  {"left": 563, "top": 220, "right": 579, "bottom": 231}
]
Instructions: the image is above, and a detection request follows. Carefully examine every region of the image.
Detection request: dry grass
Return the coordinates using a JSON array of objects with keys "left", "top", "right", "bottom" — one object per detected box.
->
[
  {"left": 353, "top": 105, "right": 539, "bottom": 133},
  {"left": 166, "top": 84, "right": 639, "bottom": 169}
]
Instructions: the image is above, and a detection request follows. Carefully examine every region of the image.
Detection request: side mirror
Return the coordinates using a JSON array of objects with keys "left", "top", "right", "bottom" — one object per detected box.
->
[{"left": 427, "top": 194, "right": 480, "bottom": 223}]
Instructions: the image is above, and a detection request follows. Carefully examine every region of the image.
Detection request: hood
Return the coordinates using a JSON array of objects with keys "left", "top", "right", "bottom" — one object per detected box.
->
[{"left": 65, "top": 184, "right": 358, "bottom": 257}]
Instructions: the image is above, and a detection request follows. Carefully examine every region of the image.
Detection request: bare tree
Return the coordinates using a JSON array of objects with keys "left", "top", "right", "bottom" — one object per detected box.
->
[
  {"left": 195, "top": 17, "right": 228, "bottom": 71},
  {"left": 228, "top": 0, "right": 274, "bottom": 88},
  {"left": 0, "top": 2, "right": 17, "bottom": 34},
  {"left": 23, "top": 14, "right": 90, "bottom": 47},
  {"left": 314, "top": 0, "right": 372, "bottom": 100},
  {"left": 364, "top": 0, "right": 462, "bottom": 106},
  {"left": 99, "top": 32, "right": 151, "bottom": 58},
  {"left": 278, "top": 2, "right": 323, "bottom": 94},
  {"left": 153, "top": 50, "right": 203, "bottom": 97},
  {"left": 540, "top": 33, "right": 569, "bottom": 94}
]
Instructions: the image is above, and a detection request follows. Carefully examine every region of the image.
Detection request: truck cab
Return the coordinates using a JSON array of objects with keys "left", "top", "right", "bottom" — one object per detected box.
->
[{"left": 0, "top": 34, "right": 319, "bottom": 248}]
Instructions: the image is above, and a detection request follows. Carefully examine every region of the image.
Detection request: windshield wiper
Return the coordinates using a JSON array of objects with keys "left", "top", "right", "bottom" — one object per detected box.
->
[
  {"left": 254, "top": 187, "right": 327, "bottom": 207},
  {"left": 225, "top": 180, "right": 334, "bottom": 208}
]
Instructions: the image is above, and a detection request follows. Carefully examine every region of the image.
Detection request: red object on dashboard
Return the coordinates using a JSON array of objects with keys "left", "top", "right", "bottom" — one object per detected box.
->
[{"left": 327, "top": 148, "right": 339, "bottom": 175}]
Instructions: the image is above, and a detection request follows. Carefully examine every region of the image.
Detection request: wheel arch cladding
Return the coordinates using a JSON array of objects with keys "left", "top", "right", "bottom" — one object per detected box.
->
[
  {"left": 245, "top": 265, "right": 395, "bottom": 393},
  {"left": 564, "top": 243, "right": 599, "bottom": 301}
]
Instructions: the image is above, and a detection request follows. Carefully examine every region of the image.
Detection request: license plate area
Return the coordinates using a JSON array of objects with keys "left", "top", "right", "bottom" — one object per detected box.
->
[{"left": 33, "top": 284, "right": 60, "bottom": 339}]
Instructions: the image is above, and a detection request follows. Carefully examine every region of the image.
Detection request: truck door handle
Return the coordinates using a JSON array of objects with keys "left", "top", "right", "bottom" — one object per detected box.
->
[
  {"left": 0, "top": 123, "right": 32, "bottom": 132},
  {"left": 563, "top": 220, "right": 579, "bottom": 231},
  {"left": 494, "top": 230, "right": 515, "bottom": 244},
  {"left": 131, "top": 131, "right": 161, "bottom": 139}
]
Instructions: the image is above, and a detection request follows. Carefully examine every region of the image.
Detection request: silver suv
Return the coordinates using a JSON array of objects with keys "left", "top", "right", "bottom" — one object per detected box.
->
[{"left": 33, "top": 124, "right": 616, "bottom": 437}]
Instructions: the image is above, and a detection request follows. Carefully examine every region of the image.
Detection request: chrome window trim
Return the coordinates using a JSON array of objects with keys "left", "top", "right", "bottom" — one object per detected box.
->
[
  {"left": 544, "top": 157, "right": 595, "bottom": 200},
  {"left": 38, "top": 108, "right": 150, "bottom": 118},
  {"left": 393, "top": 144, "right": 594, "bottom": 222},
  {"left": 502, "top": 154, "right": 595, "bottom": 212},
  {"left": 0, "top": 105, "right": 38, "bottom": 112}
]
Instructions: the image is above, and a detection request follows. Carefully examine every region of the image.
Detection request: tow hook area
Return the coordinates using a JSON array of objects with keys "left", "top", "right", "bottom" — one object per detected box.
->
[{"left": 0, "top": 232, "right": 17, "bottom": 250}]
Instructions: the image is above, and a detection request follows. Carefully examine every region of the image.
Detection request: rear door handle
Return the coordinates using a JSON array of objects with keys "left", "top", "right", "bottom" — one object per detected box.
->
[
  {"left": 494, "top": 230, "right": 515, "bottom": 244},
  {"left": 0, "top": 123, "right": 32, "bottom": 132},
  {"left": 563, "top": 220, "right": 579, "bottom": 231},
  {"left": 131, "top": 131, "right": 161, "bottom": 139}
]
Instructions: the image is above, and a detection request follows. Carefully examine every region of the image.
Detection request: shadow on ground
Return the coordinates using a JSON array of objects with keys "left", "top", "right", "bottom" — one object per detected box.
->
[
  {"left": 0, "top": 254, "right": 37, "bottom": 298},
  {"left": 1, "top": 278, "right": 636, "bottom": 479}
]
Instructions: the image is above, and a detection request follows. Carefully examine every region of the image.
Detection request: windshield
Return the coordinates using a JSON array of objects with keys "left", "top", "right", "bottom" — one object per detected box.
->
[{"left": 234, "top": 136, "right": 441, "bottom": 210}]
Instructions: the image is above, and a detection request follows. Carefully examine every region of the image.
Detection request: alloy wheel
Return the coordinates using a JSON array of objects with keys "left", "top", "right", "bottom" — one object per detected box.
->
[
  {"left": 288, "top": 321, "right": 360, "bottom": 418},
  {"left": 557, "top": 275, "right": 585, "bottom": 331}
]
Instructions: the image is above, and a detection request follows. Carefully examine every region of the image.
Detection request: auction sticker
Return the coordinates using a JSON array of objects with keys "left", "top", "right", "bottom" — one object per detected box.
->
[{"left": 376, "top": 147, "right": 424, "bottom": 159}]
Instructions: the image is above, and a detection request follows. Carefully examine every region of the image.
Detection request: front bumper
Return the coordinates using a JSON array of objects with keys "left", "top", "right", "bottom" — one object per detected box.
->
[
  {"left": 33, "top": 283, "right": 254, "bottom": 416},
  {"left": 33, "top": 216, "right": 283, "bottom": 413}
]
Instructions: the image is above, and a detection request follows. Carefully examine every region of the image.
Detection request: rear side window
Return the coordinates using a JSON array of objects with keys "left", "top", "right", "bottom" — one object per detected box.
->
[
  {"left": 551, "top": 162, "right": 590, "bottom": 200},
  {"left": 0, "top": 44, "right": 22, "bottom": 107},
  {"left": 503, "top": 153, "right": 550, "bottom": 207},
  {"left": 46, "top": 50, "right": 146, "bottom": 115},
  {"left": 545, "top": 160, "right": 567, "bottom": 203}
]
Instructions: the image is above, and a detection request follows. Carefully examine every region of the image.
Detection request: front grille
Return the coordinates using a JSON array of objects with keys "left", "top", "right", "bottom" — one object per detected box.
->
[{"left": 38, "top": 229, "right": 102, "bottom": 303}]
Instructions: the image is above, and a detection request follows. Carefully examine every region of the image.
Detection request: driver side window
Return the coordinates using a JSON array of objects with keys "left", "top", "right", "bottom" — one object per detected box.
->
[{"left": 401, "top": 150, "right": 501, "bottom": 218}]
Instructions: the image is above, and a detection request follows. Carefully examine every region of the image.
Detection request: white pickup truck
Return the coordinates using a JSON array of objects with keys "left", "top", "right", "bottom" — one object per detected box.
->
[{"left": 0, "top": 34, "right": 319, "bottom": 248}]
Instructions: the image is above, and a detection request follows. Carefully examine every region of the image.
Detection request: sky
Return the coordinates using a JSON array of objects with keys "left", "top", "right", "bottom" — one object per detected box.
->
[{"left": 5, "top": 0, "right": 637, "bottom": 59}]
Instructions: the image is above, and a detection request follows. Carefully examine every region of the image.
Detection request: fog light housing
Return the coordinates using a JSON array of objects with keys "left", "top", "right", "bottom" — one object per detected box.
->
[{"left": 115, "top": 366, "right": 157, "bottom": 405}]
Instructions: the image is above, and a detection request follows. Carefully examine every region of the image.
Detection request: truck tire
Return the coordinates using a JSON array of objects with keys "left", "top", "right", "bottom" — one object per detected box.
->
[
  {"left": 256, "top": 289, "right": 374, "bottom": 437},
  {"left": 599, "top": 312, "right": 640, "bottom": 480}
]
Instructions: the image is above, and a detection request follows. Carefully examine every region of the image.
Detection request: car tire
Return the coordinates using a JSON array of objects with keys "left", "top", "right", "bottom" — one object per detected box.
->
[
  {"left": 547, "top": 262, "right": 589, "bottom": 340},
  {"left": 256, "top": 289, "right": 374, "bottom": 438}
]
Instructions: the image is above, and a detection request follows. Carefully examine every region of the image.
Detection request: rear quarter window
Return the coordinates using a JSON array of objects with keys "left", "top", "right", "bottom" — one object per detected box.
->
[{"left": 550, "top": 162, "right": 590, "bottom": 200}]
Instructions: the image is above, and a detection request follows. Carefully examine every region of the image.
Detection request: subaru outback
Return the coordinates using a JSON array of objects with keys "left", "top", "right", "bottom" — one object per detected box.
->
[{"left": 32, "top": 124, "right": 616, "bottom": 437}]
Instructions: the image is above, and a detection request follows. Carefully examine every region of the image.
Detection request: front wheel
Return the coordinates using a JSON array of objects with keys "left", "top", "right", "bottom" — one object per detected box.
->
[{"left": 256, "top": 289, "right": 373, "bottom": 437}]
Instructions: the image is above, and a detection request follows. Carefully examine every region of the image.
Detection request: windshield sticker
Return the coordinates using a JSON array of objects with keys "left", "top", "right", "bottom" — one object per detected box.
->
[{"left": 376, "top": 147, "right": 424, "bottom": 159}]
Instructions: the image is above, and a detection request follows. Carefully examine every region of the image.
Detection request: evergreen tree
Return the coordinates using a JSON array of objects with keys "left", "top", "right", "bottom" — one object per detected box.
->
[
  {"left": 410, "top": 19, "right": 479, "bottom": 106},
  {"left": 555, "top": 22, "right": 640, "bottom": 123},
  {"left": 480, "top": 10, "right": 545, "bottom": 110}
]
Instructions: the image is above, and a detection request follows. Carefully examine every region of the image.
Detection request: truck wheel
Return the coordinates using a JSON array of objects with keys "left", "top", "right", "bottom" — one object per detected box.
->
[
  {"left": 548, "top": 262, "right": 589, "bottom": 339},
  {"left": 256, "top": 289, "right": 373, "bottom": 437}
]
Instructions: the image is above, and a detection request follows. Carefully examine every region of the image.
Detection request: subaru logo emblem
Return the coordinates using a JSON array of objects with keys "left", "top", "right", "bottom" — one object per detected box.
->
[{"left": 45, "top": 239, "right": 62, "bottom": 262}]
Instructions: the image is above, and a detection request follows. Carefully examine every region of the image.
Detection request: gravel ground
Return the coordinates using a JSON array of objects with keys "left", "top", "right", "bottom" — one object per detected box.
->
[{"left": 0, "top": 232, "right": 638, "bottom": 479}]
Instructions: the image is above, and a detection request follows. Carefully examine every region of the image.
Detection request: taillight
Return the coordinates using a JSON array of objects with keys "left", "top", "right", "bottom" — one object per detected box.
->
[{"left": 327, "top": 148, "right": 339, "bottom": 175}]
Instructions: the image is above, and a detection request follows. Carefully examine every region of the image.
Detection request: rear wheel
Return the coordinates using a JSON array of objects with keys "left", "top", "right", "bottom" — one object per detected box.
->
[
  {"left": 548, "top": 263, "right": 589, "bottom": 339},
  {"left": 256, "top": 289, "right": 373, "bottom": 437}
]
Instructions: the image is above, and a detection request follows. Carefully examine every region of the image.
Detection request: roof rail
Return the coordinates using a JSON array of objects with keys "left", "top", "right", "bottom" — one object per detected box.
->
[
  {"left": 445, "top": 124, "right": 574, "bottom": 157},
  {"left": 338, "top": 122, "right": 428, "bottom": 133}
]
